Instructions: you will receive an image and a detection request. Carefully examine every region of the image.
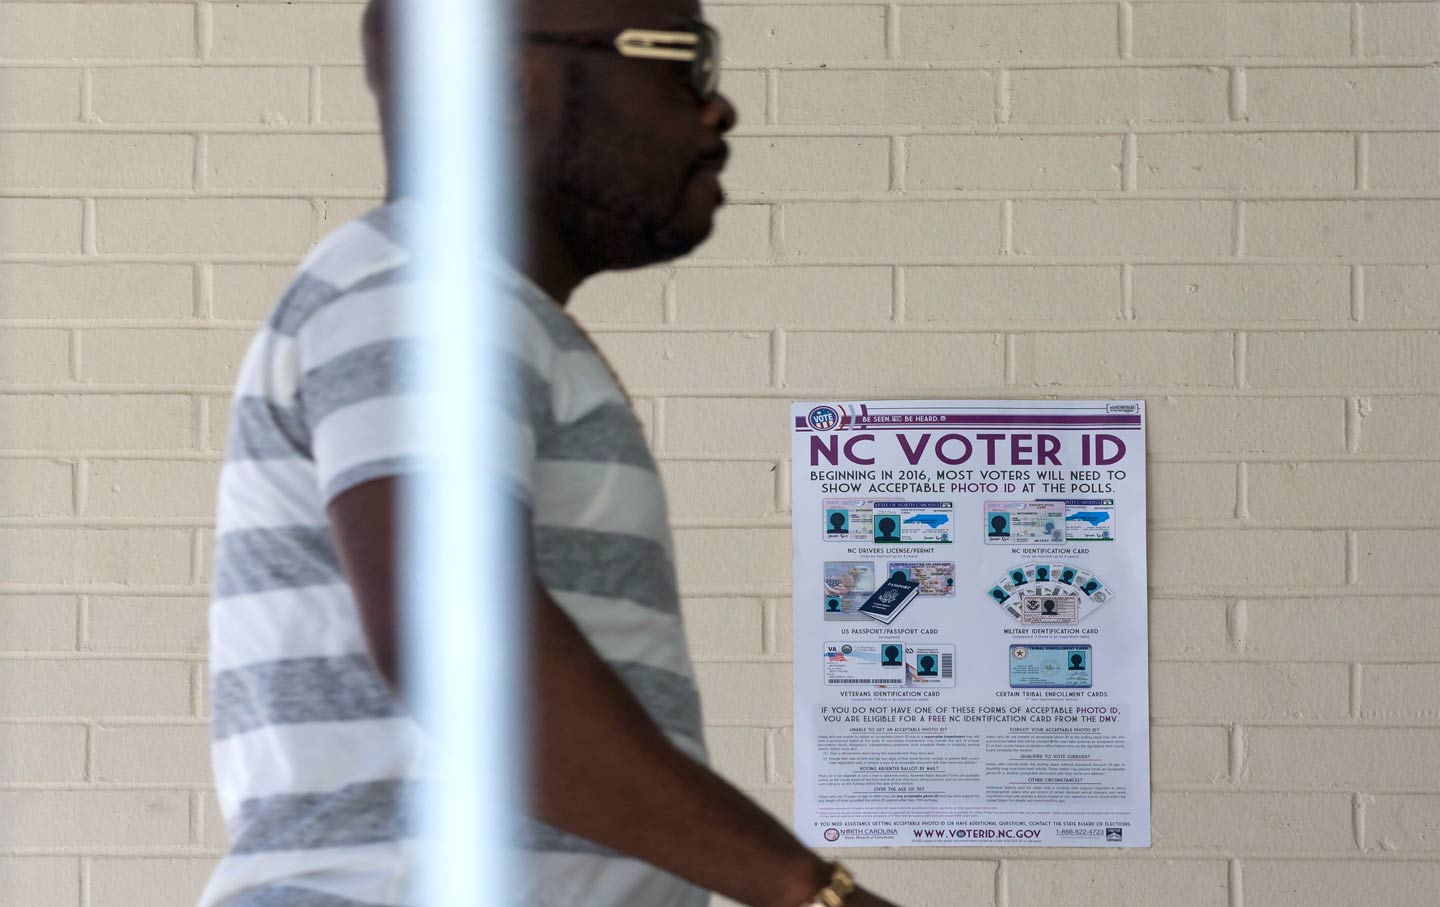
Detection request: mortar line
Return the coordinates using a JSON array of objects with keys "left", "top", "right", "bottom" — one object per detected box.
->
[
  {"left": 1122, "top": 133, "right": 1138, "bottom": 192},
  {"left": 1230, "top": 598, "right": 1247, "bottom": 654},
  {"left": 1233, "top": 331, "right": 1246, "bottom": 388},
  {"left": 191, "top": 790, "right": 204, "bottom": 845},
  {"left": 1121, "top": 263, "right": 1134, "bottom": 320},
  {"left": 1350, "top": 263, "right": 1364, "bottom": 322},
  {"left": 1344, "top": 396, "right": 1361, "bottom": 454},
  {"left": 84, "top": 723, "right": 96, "bottom": 783},
  {"left": 1001, "top": 199, "right": 1014, "bottom": 255},
  {"left": 80, "top": 69, "right": 93, "bottom": 123},
  {"left": 1229, "top": 857, "right": 1243, "bottom": 907},
  {"left": 198, "top": 396, "right": 213, "bottom": 451},
  {"left": 81, "top": 855, "right": 93, "bottom": 907},
  {"left": 198, "top": 2, "right": 214, "bottom": 60},
  {"left": 889, "top": 135, "right": 905, "bottom": 193},
  {"left": 82, "top": 198, "right": 97, "bottom": 255},
  {"left": 1229, "top": 724, "right": 1245, "bottom": 782},
  {"left": 1350, "top": 662, "right": 1362, "bottom": 720},
  {"left": 886, "top": 4, "right": 900, "bottom": 59},
  {"left": 1119, "top": 2, "right": 1133, "bottom": 59},
  {"left": 1229, "top": 67, "right": 1248, "bottom": 122},
  {"left": 1346, "top": 530, "right": 1359, "bottom": 585},
  {"left": 662, "top": 275, "right": 678, "bottom": 324},
  {"left": 1004, "top": 334, "right": 1016, "bottom": 385},
  {"left": 190, "top": 527, "right": 206, "bottom": 586},
  {"left": 766, "top": 68, "right": 779, "bottom": 125},
  {"left": 768, "top": 204, "right": 783, "bottom": 263},
  {"left": 76, "top": 593, "right": 88, "bottom": 651},
  {"left": 1355, "top": 133, "right": 1369, "bottom": 191},
  {"left": 199, "top": 260, "right": 215, "bottom": 320},
  {"left": 74, "top": 455, "right": 89, "bottom": 515},
  {"left": 891, "top": 265, "right": 905, "bottom": 323},
  {"left": 193, "top": 132, "right": 207, "bottom": 192},
  {"left": 309, "top": 65, "right": 323, "bottom": 124},
  {"left": 771, "top": 328, "right": 786, "bottom": 389},
  {"left": 68, "top": 329, "right": 82, "bottom": 380},
  {"left": 1353, "top": 791, "right": 1367, "bottom": 851},
  {"left": 995, "top": 859, "right": 1009, "bottom": 907},
  {"left": 995, "top": 69, "right": 1012, "bottom": 125},
  {"left": 1232, "top": 199, "right": 1246, "bottom": 257},
  {"left": 1350, "top": 3, "right": 1364, "bottom": 57},
  {"left": 191, "top": 660, "right": 205, "bottom": 717},
  {"left": 652, "top": 396, "right": 667, "bottom": 455},
  {"left": 1235, "top": 462, "right": 1249, "bottom": 520}
]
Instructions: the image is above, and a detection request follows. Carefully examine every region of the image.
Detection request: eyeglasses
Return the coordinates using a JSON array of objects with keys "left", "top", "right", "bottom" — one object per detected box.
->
[{"left": 523, "top": 18, "right": 721, "bottom": 100}]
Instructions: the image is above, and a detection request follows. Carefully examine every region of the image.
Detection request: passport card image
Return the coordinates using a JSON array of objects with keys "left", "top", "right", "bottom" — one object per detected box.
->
[
  {"left": 1010, "top": 644, "right": 1092, "bottom": 689},
  {"left": 824, "top": 641, "right": 906, "bottom": 685},
  {"left": 872, "top": 501, "right": 954, "bottom": 543},
  {"left": 1018, "top": 591, "right": 1080, "bottom": 625},
  {"left": 887, "top": 561, "right": 956, "bottom": 596},
  {"left": 905, "top": 644, "right": 956, "bottom": 687},
  {"left": 984, "top": 501, "right": 1066, "bottom": 544}
]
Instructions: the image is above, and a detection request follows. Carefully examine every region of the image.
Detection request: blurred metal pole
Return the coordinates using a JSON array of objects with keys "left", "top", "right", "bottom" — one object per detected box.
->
[{"left": 395, "top": 0, "right": 518, "bottom": 903}]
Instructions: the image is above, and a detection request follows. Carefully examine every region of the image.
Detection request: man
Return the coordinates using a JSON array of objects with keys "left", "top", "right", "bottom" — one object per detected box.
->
[{"left": 201, "top": 0, "right": 905, "bottom": 905}]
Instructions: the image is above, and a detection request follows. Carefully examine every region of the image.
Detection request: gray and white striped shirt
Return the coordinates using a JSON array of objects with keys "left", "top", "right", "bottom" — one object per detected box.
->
[{"left": 201, "top": 198, "right": 708, "bottom": 907}]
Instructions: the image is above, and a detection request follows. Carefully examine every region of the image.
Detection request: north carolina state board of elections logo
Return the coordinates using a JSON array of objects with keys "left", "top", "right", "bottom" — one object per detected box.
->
[
  {"left": 808, "top": 406, "right": 841, "bottom": 431},
  {"left": 823, "top": 828, "right": 841, "bottom": 842}
]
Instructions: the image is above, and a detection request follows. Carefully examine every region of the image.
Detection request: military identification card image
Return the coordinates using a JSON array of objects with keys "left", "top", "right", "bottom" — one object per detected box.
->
[
  {"left": 1056, "top": 564, "right": 1080, "bottom": 585},
  {"left": 887, "top": 561, "right": 956, "bottom": 596},
  {"left": 905, "top": 644, "right": 956, "bottom": 687},
  {"left": 824, "top": 640, "right": 906, "bottom": 685},
  {"left": 983, "top": 500, "right": 1066, "bottom": 544},
  {"left": 871, "top": 501, "right": 954, "bottom": 543},
  {"left": 1018, "top": 591, "right": 1081, "bottom": 625},
  {"left": 1010, "top": 644, "right": 1093, "bottom": 689}
]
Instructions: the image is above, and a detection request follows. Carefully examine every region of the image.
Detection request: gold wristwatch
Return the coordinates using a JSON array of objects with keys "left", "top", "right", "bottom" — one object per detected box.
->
[{"left": 800, "top": 861, "right": 857, "bottom": 907}]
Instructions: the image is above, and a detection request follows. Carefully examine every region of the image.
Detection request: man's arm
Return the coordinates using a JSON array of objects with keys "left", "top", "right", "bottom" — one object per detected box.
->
[{"left": 327, "top": 477, "right": 897, "bottom": 907}]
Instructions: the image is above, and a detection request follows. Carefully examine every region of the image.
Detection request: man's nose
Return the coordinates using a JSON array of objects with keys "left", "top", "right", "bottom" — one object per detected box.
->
[{"left": 702, "top": 90, "right": 737, "bottom": 134}]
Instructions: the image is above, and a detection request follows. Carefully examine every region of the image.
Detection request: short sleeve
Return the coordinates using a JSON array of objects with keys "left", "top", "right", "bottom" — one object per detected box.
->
[{"left": 294, "top": 278, "right": 546, "bottom": 509}]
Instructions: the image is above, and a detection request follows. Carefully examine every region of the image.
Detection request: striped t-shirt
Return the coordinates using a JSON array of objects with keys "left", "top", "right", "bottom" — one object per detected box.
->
[{"left": 201, "top": 198, "right": 709, "bottom": 907}]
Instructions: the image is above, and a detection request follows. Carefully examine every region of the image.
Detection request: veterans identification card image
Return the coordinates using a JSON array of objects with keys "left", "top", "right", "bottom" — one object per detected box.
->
[
  {"left": 905, "top": 644, "right": 956, "bottom": 687},
  {"left": 1010, "top": 644, "right": 1093, "bottom": 689},
  {"left": 824, "top": 641, "right": 906, "bottom": 685}
]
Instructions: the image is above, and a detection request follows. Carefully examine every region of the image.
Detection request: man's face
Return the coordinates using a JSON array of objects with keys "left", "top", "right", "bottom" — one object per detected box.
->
[{"left": 524, "top": 0, "right": 737, "bottom": 271}]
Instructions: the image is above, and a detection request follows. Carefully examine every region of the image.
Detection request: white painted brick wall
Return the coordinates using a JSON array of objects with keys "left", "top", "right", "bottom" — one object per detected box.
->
[{"left": 2, "top": 2, "right": 1438, "bottom": 905}]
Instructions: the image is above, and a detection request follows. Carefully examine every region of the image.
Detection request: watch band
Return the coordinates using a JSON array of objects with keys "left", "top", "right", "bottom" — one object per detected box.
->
[{"left": 801, "top": 861, "right": 857, "bottom": 907}]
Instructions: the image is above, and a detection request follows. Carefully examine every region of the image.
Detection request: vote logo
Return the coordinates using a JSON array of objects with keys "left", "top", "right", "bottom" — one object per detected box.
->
[{"left": 808, "top": 406, "right": 841, "bottom": 431}]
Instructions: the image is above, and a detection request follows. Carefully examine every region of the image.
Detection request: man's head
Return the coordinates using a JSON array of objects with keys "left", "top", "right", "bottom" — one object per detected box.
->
[{"left": 363, "top": 0, "right": 737, "bottom": 273}]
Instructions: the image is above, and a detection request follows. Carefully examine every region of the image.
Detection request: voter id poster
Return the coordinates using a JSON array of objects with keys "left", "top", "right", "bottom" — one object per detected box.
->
[{"left": 792, "top": 400, "right": 1150, "bottom": 847}]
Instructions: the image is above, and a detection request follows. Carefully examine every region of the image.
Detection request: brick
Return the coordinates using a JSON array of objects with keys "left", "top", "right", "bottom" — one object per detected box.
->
[
  {"left": 211, "top": 2, "right": 363, "bottom": 61},
  {"left": 1133, "top": 264, "right": 1350, "bottom": 323},
  {"left": 1248, "top": 201, "right": 1440, "bottom": 258},
  {"left": 0, "top": 67, "right": 80, "bottom": 122},
  {"left": 1015, "top": 331, "right": 1233, "bottom": 388},
  {"left": 1250, "top": 462, "right": 1440, "bottom": 523},
  {"left": 3, "top": 263, "right": 194, "bottom": 320},
  {"left": 0, "top": 528, "right": 193, "bottom": 585},
  {"left": 0, "top": 329, "right": 71, "bottom": 384},
  {"left": 94, "top": 723, "right": 209, "bottom": 782},
  {"left": 592, "top": 331, "right": 769, "bottom": 393},
  {"left": 1366, "top": 265, "right": 1440, "bottom": 323},
  {"left": 1152, "top": 725, "right": 1229, "bottom": 785},
  {"left": 569, "top": 267, "right": 668, "bottom": 325},
  {"left": 720, "top": 69, "right": 766, "bottom": 127},
  {"left": 1248, "top": 331, "right": 1440, "bottom": 389},
  {"left": 1359, "top": 530, "right": 1440, "bottom": 589},
  {"left": 680, "top": 598, "right": 765, "bottom": 658},
  {"left": 1362, "top": 664, "right": 1440, "bottom": 724},
  {"left": 0, "top": 394, "right": 194, "bottom": 452},
  {"left": 1153, "top": 662, "right": 1348, "bottom": 721},
  {"left": 0, "top": 858, "right": 80, "bottom": 907},
  {"left": 97, "top": 198, "right": 314, "bottom": 256},
  {"left": 1355, "top": 395, "right": 1440, "bottom": 455},
  {"left": 725, "top": 136, "right": 890, "bottom": 195},
  {"left": 1154, "top": 792, "right": 1353, "bottom": 851},
  {"left": 1246, "top": 727, "right": 1440, "bottom": 787},
  {"left": 779, "top": 70, "right": 995, "bottom": 126},
  {"left": 909, "top": 134, "right": 1119, "bottom": 191},
  {"left": 1245, "top": 597, "right": 1440, "bottom": 659},
  {"left": 1363, "top": 795, "right": 1440, "bottom": 851},
  {"left": 1149, "top": 396, "right": 1344, "bottom": 456},
  {"left": 0, "top": 132, "right": 193, "bottom": 190},
  {"left": 207, "top": 396, "right": 234, "bottom": 452},
  {"left": 0, "top": 458, "right": 74, "bottom": 517},
  {"left": 1246, "top": 861, "right": 1440, "bottom": 903},
  {"left": 1013, "top": 200, "right": 1232, "bottom": 258},
  {"left": 0, "top": 789, "right": 190, "bottom": 847},
  {"left": 905, "top": 266, "right": 1120, "bottom": 324},
  {"left": 87, "top": 596, "right": 208, "bottom": 653},
  {"left": 196, "top": 528, "right": 216, "bottom": 585},
  {"left": 1368, "top": 133, "right": 1440, "bottom": 190},
  {"left": 693, "top": 663, "right": 791, "bottom": 722},
  {"left": 0, "top": 659, "right": 191, "bottom": 717},
  {"left": 673, "top": 266, "right": 891, "bottom": 325},
  {"left": 787, "top": 331, "right": 1003, "bottom": 391},
  {"left": 691, "top": 204, "right": 771, "bottom": 262},
  {"left": 0, "top": 4, "right": 194, "bottom": 59},
  {"left": 1248, "top": 67, "right": 1440, "bottom": 126},
  {"left": 1009, "top": 861, "right": 1228, "bottom": 906},
  {"left": 91, "top": 66, "right": 309, "bottom": 125},
  {"left": 317, "top": 65, "right": 377, "bottom": 124},
  {"left": 704, "top": 726, "right": 767, "bottom": 788},
  {"left": 1138, "top": 132, "right": 1352, "bottom": 190},
  {"left": 1, "top": 198, "right": 82, "bottom": 253},
  {"left": 1150, "top": 529, "right": 1345, "bottom": 589},
  {"left": 661, "top": 461, "right": 777, "bottom": 521},
  {"left": 1149, "top": 463, "right": 1236, "bottom": 523},
  {"left": 208, "top": 133, "right": 382, "bottom": 192},
  {"left": 0, "top": 723, "right": 86, "bottom": 782},
  {"left": 83, "top": 459, "right": 222, "bottom": 519},
  {"left": 1362, "top": 3, "right": 1440, "bottom": 57},
  {"left": 78, "top": 328, "right": 251, "bottom": 388},
  {"left": 211, "top": 263, "right": 296, "bottom": 323},
  {"left": 902, "top": 4, "right": 1115, "bottom": 61},
  {"left": 0, "top": 596, "right": 78, "bottom": 650},
  {"left": 1151, "top": 598, "right": 1232, "bottom": 659},
  {"left": 1010, "top": 68, "right": 1229, "bottom": 125},
  {"left": 89, "top": 859, "right": 214, "bottom": 907},
  {"left": 845, "top": 861, "right": 997, "bottom": 907},
  {"left": 784, "top": 201, "right": 1001, "bottom": 261},
  {"left": 1133, "top": 3, "right": 1350, "bottom": 58},
  {"left": 665, "top": 397, "right": 793, "bottom": 458},
  {"left": 711, "top": 6, "right": 885, "bottom": 64},
  {"left": 674, "top": 528, "right": 790, "bottom": 594}
]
